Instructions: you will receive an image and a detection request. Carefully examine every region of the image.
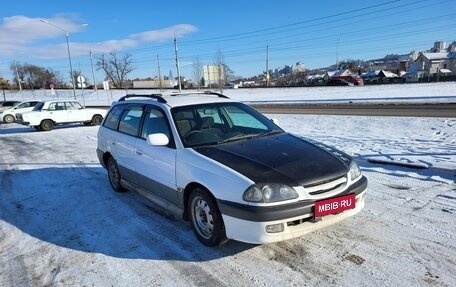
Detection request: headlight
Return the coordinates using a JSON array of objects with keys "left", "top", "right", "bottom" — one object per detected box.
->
[
  {"left": 349, "top": 161, "right": 362, "bottom": 181},
  {"left": 243, "top": 183, "right": 298, "bottom": 203}
]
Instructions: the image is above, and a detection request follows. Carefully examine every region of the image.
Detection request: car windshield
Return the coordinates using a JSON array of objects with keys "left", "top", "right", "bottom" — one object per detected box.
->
[
  {"left": 33, "top": 102, "right": 45, "bottom": 111},
  {"left": 172, "top": 102, "right": 283, "bottom": 147}
]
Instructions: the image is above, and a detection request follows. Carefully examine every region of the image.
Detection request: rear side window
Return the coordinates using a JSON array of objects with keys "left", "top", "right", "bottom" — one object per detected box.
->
[
  {"left": 103, "top": 105, "right": 124, "bottom": 130},
  {"left": 118, "top": 106, "right": 144, "bottom": 136}
]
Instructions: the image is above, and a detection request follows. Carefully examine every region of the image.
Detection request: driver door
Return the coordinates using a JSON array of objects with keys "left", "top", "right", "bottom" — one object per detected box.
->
[{"left": 134, "top": 106, "right": 178, "bottom": 205}]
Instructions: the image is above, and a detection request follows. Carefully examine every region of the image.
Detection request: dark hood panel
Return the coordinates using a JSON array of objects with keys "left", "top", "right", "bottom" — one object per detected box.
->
[{"left": 194, "top": 133, "right": 349, "bottom": 186}]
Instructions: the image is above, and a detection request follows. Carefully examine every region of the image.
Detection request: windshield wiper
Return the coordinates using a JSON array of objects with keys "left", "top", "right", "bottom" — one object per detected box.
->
[
  {"left": 259, "top": 129, "right": 283, "bottom": 137},
  {"left": 218, "top": 130, "right": 282, "bottom": 144},
  {"left": 218, "top": 133, "right": 257, "bottom": 144}
]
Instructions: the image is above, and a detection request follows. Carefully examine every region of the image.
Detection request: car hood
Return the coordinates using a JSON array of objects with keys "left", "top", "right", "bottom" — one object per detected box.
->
[{"left": 193, "top": 133, "right": 350, "bottom": 187}]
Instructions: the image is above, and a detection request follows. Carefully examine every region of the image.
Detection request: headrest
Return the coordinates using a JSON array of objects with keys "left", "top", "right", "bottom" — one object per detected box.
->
[{"left": 200, "top": 116, "right": 214, "bottom": 128}]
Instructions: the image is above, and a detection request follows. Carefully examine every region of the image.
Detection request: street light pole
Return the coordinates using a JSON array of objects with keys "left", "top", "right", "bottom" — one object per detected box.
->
[
  {"left": 89, "top": 49, "right": 98, "bottom": 93},
  {"left": 40, "top": 19, "right": 77, "bottom": 100},
  {"left": 174, "top": 34, "right": 182, "bottom": 92}
]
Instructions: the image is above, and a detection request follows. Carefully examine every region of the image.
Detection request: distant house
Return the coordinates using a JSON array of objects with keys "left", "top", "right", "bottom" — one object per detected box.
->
[
  {"left": 325, "top": 69, "right": 364, "bottom": 85},
  {"left": 362, "top": 70, "right": 400, "bottom": 84},
  {"left": 323, "top": 71, "right": 336, "bottom": 81},
  {"left": 132, "top": 79, "right": 174, "bottom": 89},
  {"left": 306, "top": 74, "right": 324, "bottom": 85},
  {"left": 405, "top": 52, "right": 456, "bottom": 82}
]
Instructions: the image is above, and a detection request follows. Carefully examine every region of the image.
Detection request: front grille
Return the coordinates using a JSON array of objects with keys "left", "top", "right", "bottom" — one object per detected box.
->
[
  {"left": 303, "top": 176, "right": 347, "bottom": 197},
  {"left": 309, "top": 182, "right": 345, "bottom": 195}
]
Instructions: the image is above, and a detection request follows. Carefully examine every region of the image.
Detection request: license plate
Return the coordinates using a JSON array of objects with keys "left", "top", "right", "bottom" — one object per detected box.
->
[{"left": 314, "top": 194, "right": 356, "bottom": 218}]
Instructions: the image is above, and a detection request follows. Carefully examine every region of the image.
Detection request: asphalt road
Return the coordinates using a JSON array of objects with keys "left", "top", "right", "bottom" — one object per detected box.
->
[{"left": 248, "top": 102, "right": 456, "bottom": 117}]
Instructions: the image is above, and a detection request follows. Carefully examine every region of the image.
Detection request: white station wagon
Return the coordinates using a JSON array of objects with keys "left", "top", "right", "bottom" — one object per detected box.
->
[
  {"left": 16, "top": 99, "right": 106, "bottom": 131},
  {"left": 97, "top": 92, "right": 368, "bottom": 246}
]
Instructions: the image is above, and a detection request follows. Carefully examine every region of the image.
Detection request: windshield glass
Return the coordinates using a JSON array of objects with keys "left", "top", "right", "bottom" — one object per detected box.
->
[
  {"left": 172, "top": 102, "right": 283, "bottom": 147},
  {"left": 32, "top": 102, "right": 45, "bottom": 111}
]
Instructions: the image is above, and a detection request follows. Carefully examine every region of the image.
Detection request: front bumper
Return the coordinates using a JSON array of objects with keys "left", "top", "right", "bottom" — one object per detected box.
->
[
  {"left": 15, "top": 120, "right": 30, "bottom": 126},
  {"left": 219, "top": 176, "right": 367, "bottom": 244}
]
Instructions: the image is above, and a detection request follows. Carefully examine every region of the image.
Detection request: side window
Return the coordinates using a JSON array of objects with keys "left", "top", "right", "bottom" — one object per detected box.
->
[
  {"left": 118, "top": 106, "right": 144, "bottom": 136},
  {"left": 66, "top": 101, "right": 81, "bottom": 110},
  {"left": 103, "top": 105, "right": 124, "bottom": 130},
  {"left": 49, "top": 102, "right": 65, "bottom": 111},
  {"left": 141, "top": 108, "right": 171, "bottom": 139}
]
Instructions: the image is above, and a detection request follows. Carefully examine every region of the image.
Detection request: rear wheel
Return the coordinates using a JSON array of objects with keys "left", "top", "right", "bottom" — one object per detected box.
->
[
  {"left": 189, "top": 188, "right": 227, "bottom": 246},
  {"left": 91, "top": 115, "right": 103, "bottom": 125},
  {"left": 107, "top": 157, "right": 124, "bottom": 192},
  {"left": 40, "top": 120, "right": 54, "bottom": 131},
  {"left": 3, "top": 114, "right": 15, "bottom": 123}
]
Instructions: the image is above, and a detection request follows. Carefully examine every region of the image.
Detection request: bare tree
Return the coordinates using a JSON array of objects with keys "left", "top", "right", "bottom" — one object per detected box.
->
[
  {"left": 10, "top": 62, "right": 63, "bottom": 89},
  {"left": 214, "top": 49, "right": 226, "bottom": 92},
  {"left": 192, "top": 56, "right": 203, "bottom": 90},
  {"left": 96, "top": 50, "right": 134, "bottom": 89}
]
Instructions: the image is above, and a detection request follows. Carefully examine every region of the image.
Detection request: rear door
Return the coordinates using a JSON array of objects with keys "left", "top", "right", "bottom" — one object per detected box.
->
[
  {"left": 47, "top": 101, "right": 69, "bottom": 123},
  {"left": 111, "top": 104, "right": 144, "bottom": 182}
]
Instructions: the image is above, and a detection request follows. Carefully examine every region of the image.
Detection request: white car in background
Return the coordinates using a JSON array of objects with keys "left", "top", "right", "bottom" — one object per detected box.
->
[
  {"left": 16, "top": 99, "right": 106, "bottom": 131},
  {"left": 0, "top": 100, "right": 40, "bottom": 123}
]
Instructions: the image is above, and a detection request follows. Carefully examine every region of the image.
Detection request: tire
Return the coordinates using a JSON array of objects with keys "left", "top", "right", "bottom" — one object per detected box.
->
[
  {"left": 40, "top": 119, "right": 54, "bottom": 131},
  {"left": 188, "top": 188, "right": 227, "bottom": 246},
  {"left": 3, "top": 114, "right": 15, "bottom": 124},
  {"left": 107, "top": 157, "right": 124, "bottom": 192},
  {"left": 91, "top": 115, "right": 103, "bottom": 125}
]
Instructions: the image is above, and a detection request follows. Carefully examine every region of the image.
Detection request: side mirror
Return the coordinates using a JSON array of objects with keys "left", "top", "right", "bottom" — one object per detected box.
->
[{"left": 146, "top": 133, "right": 169, "bottom": 146}]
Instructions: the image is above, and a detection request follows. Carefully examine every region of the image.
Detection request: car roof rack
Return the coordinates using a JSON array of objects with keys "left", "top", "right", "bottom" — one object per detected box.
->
[
  {"left": 202, "top": 91, "right": 230, "bottom": 99},
  {"left": 118, "top": 94, "right": 167, "bottom": 103},
  {"left": 170, "top": 91, "right": 230, "bottom": 99}
]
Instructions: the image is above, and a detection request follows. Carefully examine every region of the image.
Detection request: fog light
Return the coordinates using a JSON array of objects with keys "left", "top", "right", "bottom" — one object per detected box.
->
[{"left": 265, "top": 223, "right": 284, "bottom": 233}]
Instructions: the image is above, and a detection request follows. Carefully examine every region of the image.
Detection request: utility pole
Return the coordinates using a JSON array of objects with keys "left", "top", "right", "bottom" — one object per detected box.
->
[
  {"left": 336, "top": 37, "right": 340, "bottom": 70},
  {"left": 266, "top": 43, "right": 270, "bottom": 87},
  {"left": 14, "top": 59, "right": 22, "bottom": 91},
  {"left": 39, "top": 19, "right": 79, "bottom": 100},
  {"left": 207, "top": 65, "right": 211, "bottom": 90},
  {"left": 89, "top": 49, "right": 98, "bottom": 93},
  {"left": 174, "top": 35, "right": 182, "bottom": 92},
  {"left": 157, "top": 54, "right": 162, "bottom": 91}
]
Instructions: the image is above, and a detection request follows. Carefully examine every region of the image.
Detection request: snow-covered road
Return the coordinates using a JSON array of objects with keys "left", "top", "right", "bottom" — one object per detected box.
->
[{"left": 0, "top": 113, "right": 454, "bottom": 286}]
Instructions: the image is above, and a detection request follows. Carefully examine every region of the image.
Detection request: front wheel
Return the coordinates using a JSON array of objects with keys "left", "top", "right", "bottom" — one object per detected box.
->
[
  {"left": 3, "top": 114, "right": 15, "bottom": 123},
  {"left": 188, "top": 188, "right": 227, "bottom": 246}
]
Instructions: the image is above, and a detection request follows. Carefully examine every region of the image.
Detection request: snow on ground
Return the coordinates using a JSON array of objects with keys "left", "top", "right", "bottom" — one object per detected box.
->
[
  {"left": 3, "top": 81, "right": 456, "bottom": 105},
  {"left": 0, "top": 83, "right": 455, "bottom": 286}
]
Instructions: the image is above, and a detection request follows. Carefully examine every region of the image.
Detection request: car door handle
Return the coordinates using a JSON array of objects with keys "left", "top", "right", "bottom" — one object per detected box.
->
[{"left": 136, "top": 150, "right": 143, "bottom": 155}]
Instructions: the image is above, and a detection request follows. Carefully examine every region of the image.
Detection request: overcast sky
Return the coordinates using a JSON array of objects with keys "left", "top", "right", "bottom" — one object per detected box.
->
[{"left": 0, "top": 0, "right": 455, "bottom": 82}]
